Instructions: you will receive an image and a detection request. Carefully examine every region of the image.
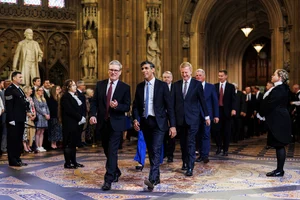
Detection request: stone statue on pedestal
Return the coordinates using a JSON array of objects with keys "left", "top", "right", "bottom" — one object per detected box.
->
[
  {"left": 80, "top": 30, "right": 97, "bottom": 80},
  {"left": 13, "top": 28, "right": 43, "bottom": 86},
  {"left": 147, "top": 31, "right": 161, "bottom": 78}
]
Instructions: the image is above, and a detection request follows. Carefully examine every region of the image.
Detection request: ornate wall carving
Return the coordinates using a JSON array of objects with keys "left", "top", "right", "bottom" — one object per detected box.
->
[{"left": 0, "top": 3, "right": 76, "bottom": 21}]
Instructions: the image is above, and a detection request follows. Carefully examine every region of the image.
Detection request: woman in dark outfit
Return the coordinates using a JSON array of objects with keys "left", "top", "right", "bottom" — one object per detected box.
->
[
  {"left": 60, "top": 79, "right": 86, "bottom": 169},
  {"left": 260, "top": 69, "right": 291, "bottom": 177}
]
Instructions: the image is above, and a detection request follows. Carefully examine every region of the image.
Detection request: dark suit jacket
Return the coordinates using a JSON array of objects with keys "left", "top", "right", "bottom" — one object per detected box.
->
[
  {"left": 202, "top": 82, "right": 219, "bottom": 119},
  {"left": 246, "top": 94, "right": 256, "bottom": 117},
  {"left": 255, "top": 92, "right": 264, "bottom": 113},
  {"left": 260, "top": 84, "right": 291, "bottom": 144},
  {"left": 132, "top": 78, "right": 176, "bottom": 131},
  {"left": 235, "top": 90, "right": 246, "bottom": 117},
  {"left": 214, "top": 82, "right": 236, "bottom": 118},
  {"left": 173, "top": 78, "right": 209, "bottom": 126},
  {"left": 5, "top": 84, "right": 28, "bottom": 123},
  {"left": 60, "top": 92, "right": 82, "bottom": 133},
  {"left": 90, "top": 79, "right": 131, "bottom": 132},
  {"left": 77, "top": 89, "right": 87, "bottom": 116}
]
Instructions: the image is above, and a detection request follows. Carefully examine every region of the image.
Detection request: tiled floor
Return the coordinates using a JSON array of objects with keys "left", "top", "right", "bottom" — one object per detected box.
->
[{"left": 0, "top": 134, "right": 300, "bottom": 200}]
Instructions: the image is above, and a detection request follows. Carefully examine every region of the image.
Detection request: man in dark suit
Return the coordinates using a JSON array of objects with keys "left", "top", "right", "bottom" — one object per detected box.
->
[
  {"left": 231, "top": 83, "right": 246, "bottom": 142},
  {"left": 90, "top": 60, "right": 131, "bottom": 191},
  {"left": 5, "top": 71, "right": 29, "bottom": 166},
  {"left": 253, "top": 86, "right": 264, "bottom": 136},
  {"left": 162, "top": 70, "right": 175, "bottom": 163},
  {"left": 173, "top": 62, "right": 210, "bottom": 176},
  {"left": 76, "top": 80, "right": 87, "bottom": 147},
  {"left": 214, "top": 69, "right": 236, "bottom": 156},
  {"left": 245, "top": 86, "right": 256, "bottom": 138},
  {"left": 132, "top": 61, "right": 176, "bottom": 191},
  {"left": 194, "top": 69, "right": 219, "bottom": 164}
]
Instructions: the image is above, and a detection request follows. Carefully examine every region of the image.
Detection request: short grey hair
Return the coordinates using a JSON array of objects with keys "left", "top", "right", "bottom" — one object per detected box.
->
[
  {"left": 163, "top": 71, "right": 173, "bottom": 77},
  {"left": 109, "top": 60, "right": 122, "bottom": 70},
  {"left": 196, "top": 68, "right": 205, "bottom": 76},
  {"left": 76, "top": 80, "right": 85, "bottom": 86}
]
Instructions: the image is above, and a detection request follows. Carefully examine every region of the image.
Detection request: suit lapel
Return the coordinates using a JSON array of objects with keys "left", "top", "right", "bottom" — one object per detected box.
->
[
  {"left": 185, "top": 79, "right": 194, "bottom": 99},
  {"left": 178, "top": 80, "right": 183, "bottom": 99},
  {"left": 112, "top": 81, "right": 120, "bottom": 100},
  {"left": 153, "top": 79, "right": 158, "bottom": 104},
  {"left": 102, "top": 79, "right": 109, "bottom": 105}
]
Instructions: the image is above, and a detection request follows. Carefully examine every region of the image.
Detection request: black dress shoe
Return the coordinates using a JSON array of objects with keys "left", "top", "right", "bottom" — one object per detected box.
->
[
  {"left": 167, "top": 157, "right": 173, "bottom": 163},
  {"left": 266, "top": 170, "right": 284, "bottom": 177},
  {"left": 216, "top": 147, "right": 221, "bottom": 155},
  {"left": 144, "top": 179, "right": 154, "bottom": 191},
  {"left": 18, "top": 161, "right": 28, "bottom": 166},
  {"left": 203, "top": 158, "right": 209, "bottom": 163},
  {"left": 195, "top": 156, "right": 202, "bottom": 162},
  {"left": 222, "top": 151, "right": 228, "bottom": 156},
  {"left": 185, "top": 169, "right": 193, "bottom": 176},
  {"left": 181, "top": 163, "right": 188, "bottom": 170},
  {"left": 9, "top": 162, "right": 22, "bottom": 167},
  {"left": 102, "top": 182, "right": 111, "bottom": 191},
  {"left": 153, "top": 179, "right": 160, "bottom": 185},
  {"left": 74, "top": 163, "right": 84, "bottom": 168},
  {"left": 135, "top": 165, "right": 144, "bottom": 171},
  {"left": 64, "top": 164, "right": 77, "bottom": 169},
  {"left": 113, "top": 173, "right": 121, "bottom": 182}
]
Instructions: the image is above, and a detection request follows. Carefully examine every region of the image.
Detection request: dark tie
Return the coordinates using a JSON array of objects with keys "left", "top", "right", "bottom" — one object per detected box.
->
[
  {"left": 105, "top": 81, "right": 113, "bottom": 120},
  {"left": 183, "top": 81, "right": 188, "bottom": 99},
  {"left": 219, "top": 83, "right": 224, "bottom": 106},
  {"left": 144, "top": 82, "right": 150, "bottom": 118}
]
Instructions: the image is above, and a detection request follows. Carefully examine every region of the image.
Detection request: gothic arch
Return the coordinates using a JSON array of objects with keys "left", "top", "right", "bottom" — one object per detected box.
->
[
  {"left": 0, "top": 29, "right": 20, "bottom": 79},
  {"left": 47, "top": 32, "right": 69, "bottom": 72},
  {"left": 181, "top": 0, "right": 285, "bottom": 85}
]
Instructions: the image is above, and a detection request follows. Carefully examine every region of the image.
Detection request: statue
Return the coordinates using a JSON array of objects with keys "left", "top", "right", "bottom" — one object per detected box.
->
[
  {"left": 147, "top": 31, "right": 161, "bottom": 78},
  {"left": 80, "top": 30, "right": 97, "bottom": 79},
  {"left": 13, "top": 28, "right": 43, "bottom": 86}
]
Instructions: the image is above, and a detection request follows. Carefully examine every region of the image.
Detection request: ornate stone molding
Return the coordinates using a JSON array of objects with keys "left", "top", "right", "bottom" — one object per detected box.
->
[
  {"left": 0, "top": 4, "right": 76, "bottom": 22},
  {"left": 145, "top": 0, "right": 162, "bottom": 33},
  {"left": 82, "top": 2, "right": 98, "bottom": 30}
]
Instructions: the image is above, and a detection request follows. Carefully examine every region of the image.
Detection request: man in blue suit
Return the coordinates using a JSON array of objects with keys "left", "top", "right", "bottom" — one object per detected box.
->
[
  {"left": 132, "top": 61, "right": 176, "bottom": 191},
  {"left": 173, "top": 62, "right": 210, "bottom": 176},
  {"left": 90, "top": 60, "right": 131, "bottom": 191},
  {"left": 195, "top": 69, "right": 219, "bottom": 163}
]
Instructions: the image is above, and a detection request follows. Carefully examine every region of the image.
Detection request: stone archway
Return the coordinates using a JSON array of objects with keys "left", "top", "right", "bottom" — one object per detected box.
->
[{"left": 181, "top": 0, "right": 286, "bottom": 86}]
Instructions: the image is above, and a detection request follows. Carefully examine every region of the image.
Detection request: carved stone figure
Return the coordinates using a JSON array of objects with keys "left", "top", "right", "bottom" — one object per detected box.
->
[
  {"left": 13, "top": 29, "right": 43, "bottom": 86},
  {"left": 80, "top": 30, "right": 97, "bottom": 79},
  {"left": 147, "top": 31, "right": 161, "bottom": 78}
]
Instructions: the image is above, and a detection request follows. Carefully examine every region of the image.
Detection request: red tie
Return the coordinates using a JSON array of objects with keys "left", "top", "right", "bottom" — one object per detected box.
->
[
  {"left": 105, "top": 81, "right": 113, "bottom": 120},
  {"left": 219, "top": 83, "right": 224, "bottom": 106}
]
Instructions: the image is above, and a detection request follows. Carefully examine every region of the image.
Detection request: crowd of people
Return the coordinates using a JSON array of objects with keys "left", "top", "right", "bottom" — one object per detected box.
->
[{"left": 0, "top": 61, "right": 299, "bottom": 192}]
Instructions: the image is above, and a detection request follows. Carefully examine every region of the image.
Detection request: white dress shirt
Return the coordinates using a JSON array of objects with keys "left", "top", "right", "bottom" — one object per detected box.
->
[{"left": 144, "top": 78, "right": 155, "bottom": 117}]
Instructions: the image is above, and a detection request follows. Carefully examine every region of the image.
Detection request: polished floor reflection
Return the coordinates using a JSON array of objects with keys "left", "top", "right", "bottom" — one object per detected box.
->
[{"left": 0, "top": 134, "right": 300, "bottom": 200}]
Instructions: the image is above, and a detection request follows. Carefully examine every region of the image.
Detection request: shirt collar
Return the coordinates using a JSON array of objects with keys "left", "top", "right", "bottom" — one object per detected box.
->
[
  {"left": 183, "top": 77, "right": 192, "bottom": 83},
  {"left": 274, "top": 81, "right": 283, "bottom": 87},
  {"left": 13, "top": 83, "right": 20, "bottom": 89},
  {"left": 145, "top": 77, "right": 155, "bottom": 85},
  {"left": 220, "top": 81, "right": 227, "bottom": 85},
  {"left": 109, "top": 79, "right": 119, "bottom": 85}
]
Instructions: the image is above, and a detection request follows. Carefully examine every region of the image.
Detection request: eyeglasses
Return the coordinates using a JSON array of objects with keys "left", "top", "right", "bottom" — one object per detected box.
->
[{"left": 109, "top": 69, "right": 120, "bottom": 73}]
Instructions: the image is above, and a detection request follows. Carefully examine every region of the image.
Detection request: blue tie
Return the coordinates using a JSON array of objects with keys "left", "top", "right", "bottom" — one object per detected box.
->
[{"left": 145, "top": 82, "right": 149, "bottom": 118}]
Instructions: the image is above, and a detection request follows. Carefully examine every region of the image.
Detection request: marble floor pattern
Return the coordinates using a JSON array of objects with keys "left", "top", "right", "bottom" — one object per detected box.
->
[{"left": 0, "top": 135, "right": 300, "bottom": 200}]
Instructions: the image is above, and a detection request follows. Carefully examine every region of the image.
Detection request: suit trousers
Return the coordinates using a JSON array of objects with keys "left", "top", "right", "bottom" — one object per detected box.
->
[
  {"left": 197, "top": 121, "right": 211, "bottom": 158},
  {"left": 178, "top": 121, "right": 198, "bottom": 170},
  {"left": 141, "top": 116, "right": 164, "bottom": 182},
  {"left": 7, "top": 122, "right": 25, "bottom": 164},
  {"left": 164, "top": 130, "right": 176, "bottom": 159},
  {"left": 101, "top": 119, "right": 122, "bottom": 184},
  {"left": 215, "top": 107, "right": 232, "bottom": 152}
]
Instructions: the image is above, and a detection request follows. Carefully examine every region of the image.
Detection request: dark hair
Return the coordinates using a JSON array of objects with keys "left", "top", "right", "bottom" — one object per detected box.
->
[
  {"left": 32, "top": 77, "right": 40, "bottom": 83},
  {"left": 219, "top": 69, "right": 228, "bottom": 75},
  {"left": 140, "top": 61, "right": 155, "bottom": 68},
  {"left": 11, "top": 71, "right": 21, "bottom": 80},
  {"left": 62, "top": 79, "right": 74, "bottom": 93}
]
